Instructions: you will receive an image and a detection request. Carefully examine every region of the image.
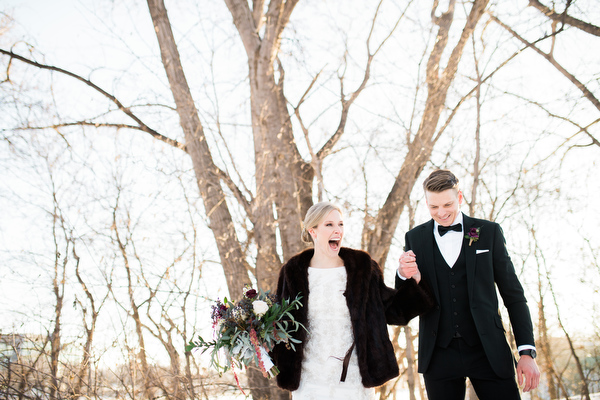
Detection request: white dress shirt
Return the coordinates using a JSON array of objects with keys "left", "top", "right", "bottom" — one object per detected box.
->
[{"left": 433, "top": 213, "right": 463, "bottom": 268}]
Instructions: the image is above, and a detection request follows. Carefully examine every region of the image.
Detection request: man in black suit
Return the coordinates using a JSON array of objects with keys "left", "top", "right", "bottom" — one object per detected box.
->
[{"left": 397, "top": 170, "right": 539, "bottom": 399}]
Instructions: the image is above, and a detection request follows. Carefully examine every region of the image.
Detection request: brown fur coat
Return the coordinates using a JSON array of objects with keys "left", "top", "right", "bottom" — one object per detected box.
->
[{"left": 271, "top": 247, "right": 433, "bottom": 390}]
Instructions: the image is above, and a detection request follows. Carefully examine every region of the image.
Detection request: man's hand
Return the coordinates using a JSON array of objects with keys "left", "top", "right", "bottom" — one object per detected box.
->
[
  {"left": 398, "top": 250, "right": 421, "bottom": 284},
  {"left": 516, "top": 355, "right": 540, "bottom": 392}
]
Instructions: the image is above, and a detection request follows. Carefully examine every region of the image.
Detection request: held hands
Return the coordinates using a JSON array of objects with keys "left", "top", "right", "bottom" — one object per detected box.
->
[
  {"left": 517, "top": 356, "right": 540, "bottom": 392},
  {"left": 398, "top": 250, "right": 421, "bottom": 284}
]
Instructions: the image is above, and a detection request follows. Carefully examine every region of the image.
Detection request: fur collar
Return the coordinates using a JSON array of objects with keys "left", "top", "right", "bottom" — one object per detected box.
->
[{"left": 280, "top": 247, "right": 374, "bottom": 300}]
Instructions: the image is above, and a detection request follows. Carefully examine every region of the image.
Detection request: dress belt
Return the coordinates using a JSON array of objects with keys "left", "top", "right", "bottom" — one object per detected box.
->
[{"left": 340, "top": 341, "right": 355, "bottom": 382}]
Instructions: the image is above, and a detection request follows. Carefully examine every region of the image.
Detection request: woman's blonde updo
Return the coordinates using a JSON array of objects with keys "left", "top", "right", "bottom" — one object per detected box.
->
[{"left": 301, "top": 202, "right": 343, "bottom": 244}]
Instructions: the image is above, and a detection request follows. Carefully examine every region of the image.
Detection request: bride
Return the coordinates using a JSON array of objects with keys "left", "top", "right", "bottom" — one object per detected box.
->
[{"left": 271, "top": 202, "right": 433, "bottom": 399}]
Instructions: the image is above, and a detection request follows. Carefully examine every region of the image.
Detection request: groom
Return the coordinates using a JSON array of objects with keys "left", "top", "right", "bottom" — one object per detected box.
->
[{"left": 397, "top": 170, "right": 539, "bottom": 399}]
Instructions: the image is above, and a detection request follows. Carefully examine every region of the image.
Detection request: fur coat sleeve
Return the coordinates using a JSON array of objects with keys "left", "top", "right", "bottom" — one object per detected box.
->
[{"left": 271, "top": 247, "right": 434, "bottom": 391}]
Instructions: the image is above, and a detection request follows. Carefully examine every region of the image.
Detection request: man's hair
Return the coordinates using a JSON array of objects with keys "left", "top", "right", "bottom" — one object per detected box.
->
[{"left": 423, "top": 170, "right": 460, "bottom": 193}]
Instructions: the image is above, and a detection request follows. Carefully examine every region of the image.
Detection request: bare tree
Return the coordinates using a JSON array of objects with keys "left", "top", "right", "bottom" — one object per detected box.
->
[
  {"left": 366, "top": 0, "right": 490, "bottom": 265},
  {"left": 489, "top": 14, "right": 600, "bottom": 115},
  {"left": 113, "top": 196, "right": 155, "bottom": 399},
  {"left": 49, "top": 183, "right": 67, "bottom": 400},
  {"left": 2, "top": 1, "right": 600, "bottom": 399},
  {"left": 70, "top": 241, "right": 108, "bottom": 399}
]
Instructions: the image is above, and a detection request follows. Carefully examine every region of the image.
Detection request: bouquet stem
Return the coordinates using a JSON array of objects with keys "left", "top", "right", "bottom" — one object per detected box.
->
[{"left": 259, "top": 346, "right": 279, "bottom": 378}]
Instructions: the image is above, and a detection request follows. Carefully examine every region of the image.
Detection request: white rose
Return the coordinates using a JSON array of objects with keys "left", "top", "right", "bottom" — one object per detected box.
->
[{"left": 253, "top": 300, "right": 269, "bottom": 317}]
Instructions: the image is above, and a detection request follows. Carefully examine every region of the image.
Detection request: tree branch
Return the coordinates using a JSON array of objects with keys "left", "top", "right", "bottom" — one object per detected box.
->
[
  {"left": 215, "top": 166, "right": 254, "bottom": 223},
  {"left": 490, "top": 14, "right": 600, "bottom": 113},
  {"left": 0, "top": 48, "right": 185, "bottom": 150},
  {"left": 505, "top": 91, "right": 600, "bottom": 149},
  {"left": 13, "top": 121, "right": 185, "bottom": 149},
  {"left": 266, "top": 0, "right": 298, "bottom": 50},
  {"left": 528, "top": 0, "right": 600, "bottom": 37},
  {"left": 435, "top": 44, "right": 523, "bottom": 142},
  {"left": 252, "top": 0, "right": 266, "bottom": 32},
  {"left": 223, "top": 0, "right": 260, "bottom": 55},
  {"left": 317, "top": 0, "right": 412, "bottom": 159}
]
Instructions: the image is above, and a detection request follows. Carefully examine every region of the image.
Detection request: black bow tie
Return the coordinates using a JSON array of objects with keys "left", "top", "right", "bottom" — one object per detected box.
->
[{"left": 438, "top": 223, "right": 462, "bottom": 236}]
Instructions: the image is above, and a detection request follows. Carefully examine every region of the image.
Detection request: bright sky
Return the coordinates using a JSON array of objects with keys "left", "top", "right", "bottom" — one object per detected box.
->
[{"left": 1, "top": 0, "right": 599, "bottom": 383}]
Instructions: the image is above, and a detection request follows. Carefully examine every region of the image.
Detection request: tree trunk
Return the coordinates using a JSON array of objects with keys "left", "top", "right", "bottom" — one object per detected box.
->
[
  {"left": 165, "top": 338, "right": 185, "bottom": 400},
  {"left": 404, "top": 326, "right": 418, "bottom": 400},
  {"left": 246, "top": 367, "right": 290, "bottom": 400},
  {"left": 71, "top": 246, "right": 100, "bottom": 399},
  {"left": 225, "top": 0, "right": 305, "bottom": 291},
  {"left": 469, "top": 34, "right": 482, "bottom": 218},
  {"left": 537, "top": 274, "right": 558, "bottom": 399},
  {"left": 50, "top": 196, "right": 68, "bottom": 400},
  {"left": 114, "top": 211, "right": 155, "bottom": 400},
  {"left": 147, "top": 0, "right": 251, "bottom": 297},
  {"left": 535, "top": 225, "right": 590, "bottom": 400},
  {"left": 223, "top": 2, "right": 304, "bottom": 398}
]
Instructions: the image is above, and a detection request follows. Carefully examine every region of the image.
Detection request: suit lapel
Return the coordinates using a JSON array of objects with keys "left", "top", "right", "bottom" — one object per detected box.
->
[
  {"left": 419, "top": 220, "right": 440, "bottom": 301},
  {"left": 462, "top": 214, "right": 478, "bottom": 300}
]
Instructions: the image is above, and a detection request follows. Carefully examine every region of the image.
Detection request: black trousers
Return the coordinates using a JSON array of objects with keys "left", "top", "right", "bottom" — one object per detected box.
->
[{"left": 423, "top": 338, "right": 521, "bottom": 400}]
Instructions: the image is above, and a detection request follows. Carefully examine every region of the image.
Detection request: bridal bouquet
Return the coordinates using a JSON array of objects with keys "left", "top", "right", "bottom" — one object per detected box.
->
[{"left": 187, "top": 285, "right": 305, "bottom": 380}]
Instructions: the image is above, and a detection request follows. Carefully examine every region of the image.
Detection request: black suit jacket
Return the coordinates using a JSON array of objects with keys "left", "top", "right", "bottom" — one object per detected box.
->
[{"left": 396, "top": 213, "right": 535, "bottom": 378}]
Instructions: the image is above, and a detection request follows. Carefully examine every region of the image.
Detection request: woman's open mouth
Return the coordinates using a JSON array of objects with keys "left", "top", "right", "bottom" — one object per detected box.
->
[{"left": 329, "top": 239, "right": 341, "bottom": 251}]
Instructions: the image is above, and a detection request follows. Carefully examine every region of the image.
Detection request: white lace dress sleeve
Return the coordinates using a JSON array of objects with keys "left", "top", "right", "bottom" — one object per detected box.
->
[{"left": 292, "top": 267, "right": 375, "bottom": 400}]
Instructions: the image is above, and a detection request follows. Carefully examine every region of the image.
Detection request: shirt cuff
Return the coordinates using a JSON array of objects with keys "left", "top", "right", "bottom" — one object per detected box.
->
[
  {"left": 396, "top": 269, "right": 408, "bottom": 281},
  {"left": 517, "top": 345, "right": 536, "bottom": 353}
]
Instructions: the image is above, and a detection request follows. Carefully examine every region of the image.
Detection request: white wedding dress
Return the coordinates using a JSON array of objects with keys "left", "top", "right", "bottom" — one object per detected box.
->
[{"left": 292, "top": 267, "right": 375, "bottom": 400}]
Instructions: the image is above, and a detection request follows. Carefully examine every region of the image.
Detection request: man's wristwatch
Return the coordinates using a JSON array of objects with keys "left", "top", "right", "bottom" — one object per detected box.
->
[{"left": 519, "top": 349, "right": 537, "bottom": 359}]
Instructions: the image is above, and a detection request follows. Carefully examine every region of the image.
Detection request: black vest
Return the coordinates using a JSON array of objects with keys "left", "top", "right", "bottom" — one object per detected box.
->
[{"left": 434, "top": 241, "right": 480, "bottom": 348}]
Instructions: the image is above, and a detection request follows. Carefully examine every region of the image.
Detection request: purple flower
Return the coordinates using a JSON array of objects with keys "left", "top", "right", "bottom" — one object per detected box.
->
[
  {"left": 245, "top": 289, "right": 258, "bottom": 299},
  {"left": 211, "top": 301, "right": 229, "bottom": 327},
  {"left": 465, "top": 227, "right": 481, "bottom": 246}
]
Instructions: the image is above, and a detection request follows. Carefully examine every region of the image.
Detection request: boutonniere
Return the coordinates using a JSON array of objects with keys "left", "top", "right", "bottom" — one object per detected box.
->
[{"left": 465, "top": 227, "right": 481, "bottom": 246}]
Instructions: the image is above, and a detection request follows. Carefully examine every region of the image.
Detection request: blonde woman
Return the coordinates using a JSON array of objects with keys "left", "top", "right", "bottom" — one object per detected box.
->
[{"left": 271, "top": 202, "right": 433, "bottom": 399}]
